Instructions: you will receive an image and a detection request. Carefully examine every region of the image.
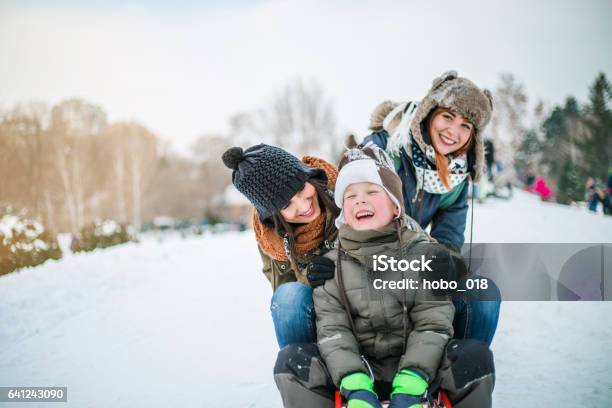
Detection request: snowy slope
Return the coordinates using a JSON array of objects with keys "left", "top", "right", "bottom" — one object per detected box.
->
[
  {"left": 1, "top": 191, "right": 612, "bottom": 407},
  {"left": 466, "top": 190, "right": 612, "bottom": 243}
]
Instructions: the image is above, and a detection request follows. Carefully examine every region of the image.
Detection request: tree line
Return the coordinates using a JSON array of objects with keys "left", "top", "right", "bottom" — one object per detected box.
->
[
  {"left": 0, "top": 99, "right": 233, "bottom": 233},
  {"left": 0, "top": 79, "right": 340, "bottom": 233},
  {"left": 514, "top": 72, "right": 611, "bottom": 204},
  {"left": 2, "top": 73, "right": 609, "bottom": 234}
]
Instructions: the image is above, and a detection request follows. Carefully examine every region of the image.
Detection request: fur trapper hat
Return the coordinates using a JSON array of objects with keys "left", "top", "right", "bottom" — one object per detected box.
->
[{"left": 368, "top": 71, "right": 493, "bottom": 181}]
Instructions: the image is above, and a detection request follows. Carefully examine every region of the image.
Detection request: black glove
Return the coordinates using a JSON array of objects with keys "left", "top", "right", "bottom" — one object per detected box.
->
[
  {"left": 306, "top": 256, "right": 335, "bottom": 288},
  {"left": 426, "top": 245, "right": 466, "bottom": 297}
]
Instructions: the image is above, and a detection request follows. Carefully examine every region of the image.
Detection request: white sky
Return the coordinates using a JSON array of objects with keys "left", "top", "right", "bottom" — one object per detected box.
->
[{"left": 1, "top": 0, "right": 611, "bottom": 152}]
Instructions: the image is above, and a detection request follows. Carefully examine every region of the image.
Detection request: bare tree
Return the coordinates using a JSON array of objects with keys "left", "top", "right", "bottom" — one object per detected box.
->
[
  {"left": 191, "top": 134, "right": 233, "bottom": 214},
  {"left": 143, "top": 151, "right": 202, "bottom": 220},
  {"left": 48, "top": 99, "right": 107, "bottom": 233},
  {"left": 0, "top": 106, "right": 52, "bottom": 224},
  {"left": 489, "top": 73, "right": 529, "bottom": 165},
  {"left": 103, "top": 122, "right": 158, "bottom": 230},
  {"left": 230, "top": 78, "right": 338, "bottom": 160}
]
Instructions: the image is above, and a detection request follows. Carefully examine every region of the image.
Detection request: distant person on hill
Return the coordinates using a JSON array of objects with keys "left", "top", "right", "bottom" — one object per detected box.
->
[
  {"left": 585, "top": 176, "right": 606, "bottom": 213},
  {"left": 484, "top": 138, "right": 495, "bottom": 181},
  {"left": 526, "top": 174, "right": 552, "bottom": 202}
]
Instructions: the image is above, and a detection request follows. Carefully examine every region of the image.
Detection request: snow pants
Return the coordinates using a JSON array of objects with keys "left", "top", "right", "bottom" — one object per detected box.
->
[{"left": 274, "top": 339, "right": 494, "bottom": 408}]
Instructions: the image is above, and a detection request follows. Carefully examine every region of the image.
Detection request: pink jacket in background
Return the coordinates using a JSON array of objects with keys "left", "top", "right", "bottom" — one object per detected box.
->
[{"left": 527, "top": 177, "right": 552, "bottom": 201}]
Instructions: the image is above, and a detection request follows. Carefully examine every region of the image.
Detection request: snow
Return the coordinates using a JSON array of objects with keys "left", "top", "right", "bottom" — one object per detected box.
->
[
  {"left": 1, "top": 191, "right": 612, "bottom": 407},
  {"left": 1, "top": 213, "right": 50, "bottom": 255},
  {"left": 0, "top": 215, "right": 20, "bottom": 241},
  {"left": 95, "top": 219, "right": 121, "bottom": 237},
  {"left": 33, "top": 239, "right": 49, "bottom": 251},
  {"left": 466, "top": 190, "right": 612, "bottom": 243},
  {"left": 152, "top": 216, "right": 175, "bottom": 228},
  {"left": 0, "top": 214, "right": 45, "bottom": 243}
]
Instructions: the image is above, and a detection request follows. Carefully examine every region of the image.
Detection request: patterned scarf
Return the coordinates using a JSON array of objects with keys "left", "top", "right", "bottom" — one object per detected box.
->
[
  {"left": 383, "top": 101, "right": 468, "bottom": 195},
  {"left": 410, "top": 141, "right": 468, "bottom": 194}
]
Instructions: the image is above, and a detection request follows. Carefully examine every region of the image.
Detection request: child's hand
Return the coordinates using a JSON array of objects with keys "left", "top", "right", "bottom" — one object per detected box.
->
[
  {"left": 388, "top": 369, "right": 428, "bottom": 408},
  {"left": 340, "top": 372, "right": 383, "bottom": 408}
]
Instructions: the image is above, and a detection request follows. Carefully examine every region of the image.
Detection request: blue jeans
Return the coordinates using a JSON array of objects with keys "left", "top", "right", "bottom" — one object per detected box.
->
[
  {"left": 271, "top": 282, "right": 316, "bottom": 348},
  {"left": 271, "top": 279, "right": 502, "bottom": 348},
  {"left": 453, "top": 276, "right": 501, "bottom": 346}
]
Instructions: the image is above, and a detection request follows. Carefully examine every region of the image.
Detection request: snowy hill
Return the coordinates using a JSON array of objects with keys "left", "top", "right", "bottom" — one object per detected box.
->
[
  {"left": 1, "top": 191, "right": 611, "bottom": 407},
  {"left": 466, "top": 190, "right": 612, "bottom": 243}
]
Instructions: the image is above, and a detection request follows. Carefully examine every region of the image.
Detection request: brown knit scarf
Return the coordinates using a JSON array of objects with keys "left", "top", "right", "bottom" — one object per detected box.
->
[{"left": 252, "top": 156, "right": 338, "bottom": 262}]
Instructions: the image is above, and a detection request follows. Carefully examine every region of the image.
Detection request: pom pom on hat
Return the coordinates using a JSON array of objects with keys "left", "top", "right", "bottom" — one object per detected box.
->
[{"left": 222, "top": 146, "right": 245, "bottom": 170}]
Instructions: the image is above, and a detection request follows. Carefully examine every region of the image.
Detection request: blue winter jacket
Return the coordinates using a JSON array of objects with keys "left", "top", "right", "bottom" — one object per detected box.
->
[{"left": 363, "top": 131, "right": 469, "bottom": 252}]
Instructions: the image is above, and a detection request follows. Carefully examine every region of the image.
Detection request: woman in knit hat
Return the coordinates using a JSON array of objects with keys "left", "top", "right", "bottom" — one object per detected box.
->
[
  {"left": 222, "top": 144, "right": 340, "bottom": 348},
  {"left": 363, "top": 70, "right": 501, "bottom": 346}
]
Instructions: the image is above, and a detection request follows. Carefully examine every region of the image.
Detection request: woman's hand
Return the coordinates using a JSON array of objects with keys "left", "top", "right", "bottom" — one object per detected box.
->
[{"left": 306, "top": 256, "right": 335, "bottom": 288}]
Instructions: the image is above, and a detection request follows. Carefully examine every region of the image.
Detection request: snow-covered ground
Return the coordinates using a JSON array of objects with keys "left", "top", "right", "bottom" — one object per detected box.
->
[{"left": 1, "top": 191, "right": 612, "bottom": 407}]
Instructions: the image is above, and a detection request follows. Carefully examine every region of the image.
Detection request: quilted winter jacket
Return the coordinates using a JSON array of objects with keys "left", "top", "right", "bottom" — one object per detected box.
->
[{"left": 313, "top": 216, "right": 455, "bottom": 385}]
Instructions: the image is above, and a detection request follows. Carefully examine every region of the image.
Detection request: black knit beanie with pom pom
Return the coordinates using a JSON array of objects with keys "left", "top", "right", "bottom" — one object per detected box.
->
[{"left": 222, "top": 144, "right": 327, "bottom": 223}]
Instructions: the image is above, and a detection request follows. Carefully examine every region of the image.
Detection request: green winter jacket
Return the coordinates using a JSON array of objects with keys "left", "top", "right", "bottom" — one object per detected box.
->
[{"left": 313, "top": 215, "right": 455, "bottom": 385}]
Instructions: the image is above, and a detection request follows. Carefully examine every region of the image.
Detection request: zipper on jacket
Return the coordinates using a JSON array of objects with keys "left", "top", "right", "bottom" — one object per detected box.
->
[
  {"left": 368, "top": 262, "right": 389, "bottom": 356},
  {"left": 361, "top": 355, "right": 375, "bottom": 382}
]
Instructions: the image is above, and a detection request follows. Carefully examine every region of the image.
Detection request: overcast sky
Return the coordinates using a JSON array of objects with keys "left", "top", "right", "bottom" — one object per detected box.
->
[{"left": 1, "top": 0, "right": 611, "bottom": 152}]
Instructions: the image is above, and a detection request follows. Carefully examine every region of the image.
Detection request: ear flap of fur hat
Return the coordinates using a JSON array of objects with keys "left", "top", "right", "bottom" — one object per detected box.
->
[
  {"left": 483, "top": 89, "right": 494, "bottom": 110},
  {"left": 368, "top": 100, "right": 401, "bottom": 132}
]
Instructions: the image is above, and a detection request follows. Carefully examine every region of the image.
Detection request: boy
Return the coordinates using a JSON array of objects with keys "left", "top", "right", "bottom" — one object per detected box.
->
[{"left": 274, "top": 144, "right": 494, "bottom": 408}]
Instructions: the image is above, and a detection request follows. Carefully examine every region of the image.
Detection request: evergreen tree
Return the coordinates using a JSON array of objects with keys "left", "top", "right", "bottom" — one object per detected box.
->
[
  {"left": 539, "top": 96, "right": 592, "bottom": 203},
  {"left": 542, "top": 106, "right": 565, "bottom": 142},
  {"left": 564, "top": 96, "right": 579, "bottom": 115},
  {"left": 580, "top": 73, "right": 612, "bottom": 182},
  {"left": 540, "top": 106, "right": 566, "bottom": 182},
  {"left": 557, "top": 160, "right": 585, "bottom": 204},
  {"left": 515, "top": 129, "right": 541, "bottom": 173}
]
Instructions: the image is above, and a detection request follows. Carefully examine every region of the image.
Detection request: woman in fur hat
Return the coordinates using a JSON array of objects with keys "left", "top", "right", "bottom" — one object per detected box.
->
[
  {"left": 222, "top": 144, "right": 340, "bottom": 348},
  {"left": 363, "top": 71, "right": 501, "bottom": 345}
]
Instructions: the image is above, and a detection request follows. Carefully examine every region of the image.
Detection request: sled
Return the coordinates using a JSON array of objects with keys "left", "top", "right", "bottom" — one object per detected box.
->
[{"left": 334, "top": 389, "right": 452, "bottom": 408}]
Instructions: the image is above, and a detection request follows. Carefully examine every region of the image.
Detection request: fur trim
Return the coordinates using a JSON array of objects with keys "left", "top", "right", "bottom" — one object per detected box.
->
[{"left": 369, "top": 101, "right": 401, "bottom": 132}]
